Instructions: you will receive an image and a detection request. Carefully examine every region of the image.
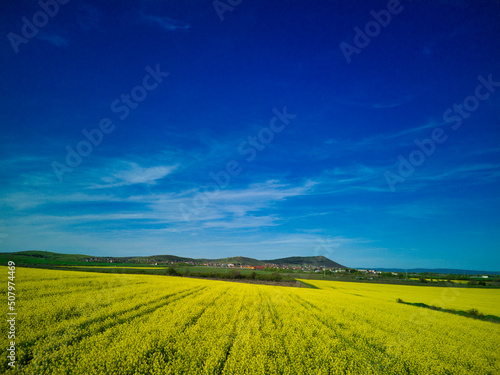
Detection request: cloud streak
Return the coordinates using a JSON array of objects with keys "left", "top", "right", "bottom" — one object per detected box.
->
[
  {"left": 37, "top": 32, "right": 69, "bottom": 47},
  {"left": 90, "top": 162, "right": 179, "bottom": 189},
  {"left": 140, "top": 14, "right": 190, "bottom": 31}
]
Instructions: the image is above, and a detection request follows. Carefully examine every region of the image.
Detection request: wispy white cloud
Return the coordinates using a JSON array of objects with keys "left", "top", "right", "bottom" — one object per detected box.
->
[
  {"left": 203, "top": 180, "right": 317, "bottom": 204},
  {"left": 324, "top": 120, "right": 441, "bottom": 151},
  {"left": 90, "top": 162, "right": 178, "bottom": 189},
  {"left": 422, "top": 16, "right": 471, "bottom": 57},
  {"left": 149, "top": 179, "right": 318, "bottom": 228},
  {"left": 308, "top": 165, "right": 391, "bottom": 195},
  {"left": 1, "top": 191, "right": 119, "bottom": 211},
  {"left": 37, "top": 32, "right": 69, "bottom": 47},
  {"left": 201, "top": 215, "right": 278, "bottom": 229},
  {"left": 306, "top": 158, "right": 500, "bottom": 197},
  {"left": 333, "top": 94, "right": 415, "bottom": 110},
  {"left": 1, "top": 145, "right": 497, "bottom": 264},
  {"left": 458, "top": 147, "right": 500, "bottom": 159},
  {"left": 418, "top": 163, "right": 500, "bottom": 183},
  {"left": 1, "top": 156, "right": 319, "bottom": 232},
  {"left": 141, "top": 14, "right": 190, "bottom": 31},
  {"left": 255, "top": 233, "right": 370, "bottom": 246}
]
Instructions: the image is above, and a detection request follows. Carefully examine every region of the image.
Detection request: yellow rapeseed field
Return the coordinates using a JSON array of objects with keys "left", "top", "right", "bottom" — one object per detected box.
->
[{"left": 1, "top": 267, "right": 499, "bottom": 374}]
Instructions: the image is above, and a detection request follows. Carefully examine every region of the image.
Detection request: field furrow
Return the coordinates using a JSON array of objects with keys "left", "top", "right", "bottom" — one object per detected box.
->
[{"left": 1, "top": 267, "right": 499, "bottom": 375}]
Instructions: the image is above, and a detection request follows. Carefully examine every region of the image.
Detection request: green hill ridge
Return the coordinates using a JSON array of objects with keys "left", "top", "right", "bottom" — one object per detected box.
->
[{"left": 0, "top": 250, "right": 346, "bottom": 268}]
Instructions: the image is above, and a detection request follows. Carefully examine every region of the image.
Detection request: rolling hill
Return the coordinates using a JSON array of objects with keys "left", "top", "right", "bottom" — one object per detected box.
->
[
  {"left": 263, "top": 256, "right": 344, "bottom": 268},
  {"left": 0, "top": 251, "right": 346, "bottom": 268}
]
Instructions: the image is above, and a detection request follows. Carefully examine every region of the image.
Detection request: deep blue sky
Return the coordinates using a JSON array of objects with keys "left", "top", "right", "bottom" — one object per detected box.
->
[{"left": 1, "top": 0, "right": 499, "bottom": 270}]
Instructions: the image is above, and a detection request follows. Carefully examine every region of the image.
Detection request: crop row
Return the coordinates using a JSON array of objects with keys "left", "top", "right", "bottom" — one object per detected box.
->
[{"left": 1, "top": 267, "right": 499, "bottom": 374}]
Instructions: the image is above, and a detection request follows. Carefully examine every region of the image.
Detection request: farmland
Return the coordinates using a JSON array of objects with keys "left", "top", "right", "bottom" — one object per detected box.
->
[{"left": 2, "top": 267, "right": 499, "bottom": 374}]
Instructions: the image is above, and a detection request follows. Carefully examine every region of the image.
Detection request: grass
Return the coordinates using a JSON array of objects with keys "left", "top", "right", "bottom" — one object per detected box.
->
[{"left": 396, "top": 298, "right": 500, "bottom": 324}]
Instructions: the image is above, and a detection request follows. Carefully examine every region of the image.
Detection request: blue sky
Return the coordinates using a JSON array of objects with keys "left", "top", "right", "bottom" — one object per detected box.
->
[{"left": 1, "top": 0, "right": 499, "bottom": 270}]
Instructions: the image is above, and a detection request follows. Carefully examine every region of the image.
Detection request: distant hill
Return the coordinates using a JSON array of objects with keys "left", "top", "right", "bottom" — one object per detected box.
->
[
  {"left": 4, "top": 251, "right": 497, "bottom": 274},
  {"left": 210, "top": 256, "right": 264, "bottom": 266},
  {"left": 374, "top": 268, "right": 500, "bottom": 276},
  {"left": 0, "top": 250, "right": 92, "bottom": 265},
  {"left": 208, "top": 255, "right": 346, "bottom": 268},
  {"left": 0, "top": 251, "right": 346, "bottom": 268},
  {"left": 126, "top": 254, "right": 196, "bottom": 263},
  {"left": 263, "top": 256, "right": 345, "bottom": 268}
]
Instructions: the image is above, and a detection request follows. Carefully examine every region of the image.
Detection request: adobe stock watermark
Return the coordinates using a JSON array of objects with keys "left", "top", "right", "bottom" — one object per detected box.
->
[
  {"left": 51, "top": 64, "right": 169, "bottom": 182},
  {"left": 340, "top": 0, "right": 403, "bottom": 64},
  {"left": 313, "top": 236, "right": 339, "bottom": 268},
  {"left": 7, "top": 0, "right": 70, "bottom": 54},
  {"left": 314, "top": 237, "right": 338, "bottom": 259},
  {"left": 384, "top": 74, "right": 499, "bottom": 192},
  {"left": 178, "top": 106, "right": 296, "bottom": 222},
  {"left": 212, "top": 0, "right": 242, "bottom": 22}
]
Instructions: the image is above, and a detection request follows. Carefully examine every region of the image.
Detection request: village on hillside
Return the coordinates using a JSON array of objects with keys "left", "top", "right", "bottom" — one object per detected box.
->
[{"left": 83, "top": 256, "right": 383, "bottom": 275}]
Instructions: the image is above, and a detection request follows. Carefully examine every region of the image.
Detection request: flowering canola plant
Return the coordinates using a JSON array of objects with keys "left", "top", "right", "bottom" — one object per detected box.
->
[{"left": 1, "top": 267, "right": 499, "bottom": 374}]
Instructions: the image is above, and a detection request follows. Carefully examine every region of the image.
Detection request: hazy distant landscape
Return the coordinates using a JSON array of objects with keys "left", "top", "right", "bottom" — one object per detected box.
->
[{"left": 3, "top": 250, "right": 499, "bottom": 286}]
